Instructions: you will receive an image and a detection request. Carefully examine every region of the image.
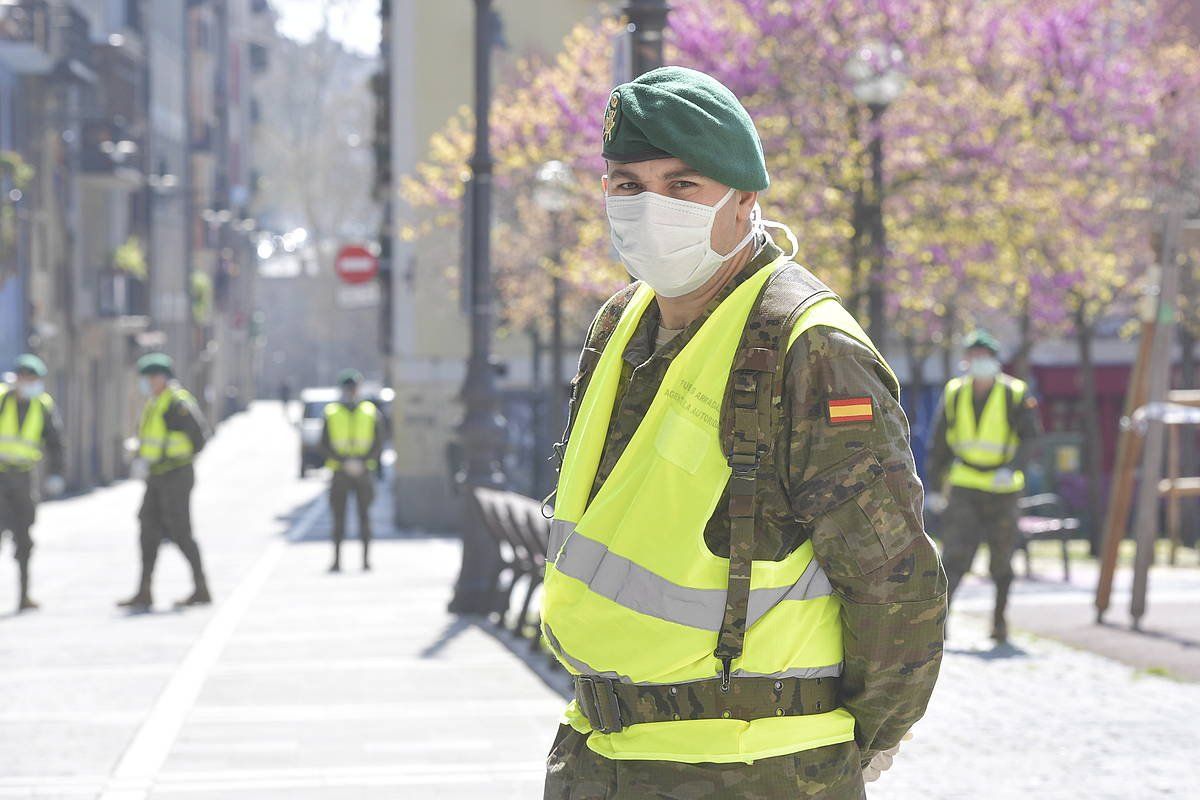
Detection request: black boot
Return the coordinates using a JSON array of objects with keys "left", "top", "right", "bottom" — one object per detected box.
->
[
  {"left": 990, "top": 582, "right": 1011, "bottom": 644},
  {"left": 362, "top": 542, "right": 371, "bottom": 572},
  {"left": 117, "top": 588, "right": 153, "bottom": 611},
  {"left": 17, "top": 560, "right": 37, "bottom": 612},
  {"left": 329, "top": 541, "right": 342, "bottom": 573},
  {"left": 175, "top": 585, "right": 212, "bottom": 607}
]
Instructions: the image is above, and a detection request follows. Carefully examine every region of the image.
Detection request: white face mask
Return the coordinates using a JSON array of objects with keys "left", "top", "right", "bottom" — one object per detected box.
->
[
  {"left": 968, "top": 357, "right": 1001, "bottom": 379},
  {"left": 18, "top": 380, "right": 43, "bottom": 399},
  {"left": 606, "top": 188, "right": 760, "bottom": 298},
  {"left": 138, "top": 377, "right": 153, "bottom": 397}
]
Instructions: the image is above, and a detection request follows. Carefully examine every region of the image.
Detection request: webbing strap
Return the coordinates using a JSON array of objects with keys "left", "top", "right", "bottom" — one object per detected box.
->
[
  {"left": 714, "top": 263, "right": 835, "bottom": 687},
  {"left": 573, "top": 674, "right": 842, "bottom": 734}
]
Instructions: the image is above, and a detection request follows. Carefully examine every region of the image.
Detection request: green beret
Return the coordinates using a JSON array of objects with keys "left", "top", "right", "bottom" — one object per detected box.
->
[
  {"left": 337, "top": 369, "right": 363, "bottom": 386},
  {"left": 963, "top": 330, "right": 1001, "bottom": 355},
  {"left": 15, "top": 353, "right": 47, "bottom": 377},
  {"left": 602, "top": 66, "right": 769, "bottom": 192},
  {"left": 137, "top": 352, "right": 174, "bottom": 375}
]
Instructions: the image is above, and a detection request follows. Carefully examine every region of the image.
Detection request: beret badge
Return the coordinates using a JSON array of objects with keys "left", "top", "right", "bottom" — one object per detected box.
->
[{"left": 602, "top": 91, "right": 620, "bottom": 143}]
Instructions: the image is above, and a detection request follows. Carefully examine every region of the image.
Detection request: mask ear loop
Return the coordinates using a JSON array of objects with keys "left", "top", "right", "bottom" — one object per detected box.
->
[{"left": 760, "top": 214, "right": 799, "bottom": 260}]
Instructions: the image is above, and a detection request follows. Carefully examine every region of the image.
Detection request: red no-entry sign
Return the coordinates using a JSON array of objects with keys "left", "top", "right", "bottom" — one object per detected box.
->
[{"left": 334, "top": 245, "right": 379, "bottom": 285}]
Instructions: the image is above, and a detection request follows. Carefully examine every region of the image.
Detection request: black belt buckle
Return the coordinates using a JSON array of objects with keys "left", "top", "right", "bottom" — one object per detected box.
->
[{"left": 575, "top": 675, "right": 624, "bottom": 734}]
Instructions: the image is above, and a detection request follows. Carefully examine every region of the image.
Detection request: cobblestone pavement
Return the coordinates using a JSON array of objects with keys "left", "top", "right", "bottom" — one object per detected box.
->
[{"left": 2, "top": 403, "right": 1197, "bottom": 798}]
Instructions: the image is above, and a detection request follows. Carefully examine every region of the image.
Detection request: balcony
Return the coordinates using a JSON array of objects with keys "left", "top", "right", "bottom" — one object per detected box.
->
[
  {"left": 81, "top": 119, "right": 142, "bottom": 185},
  {"left": 48, "top": 3, "right": 91, "bottom": 73},
  {"left": 0, "top": 0, "right": 53, "bottom": 74},
  {"left": 97, "top": 268, "right": 149, "bottom": 319}
]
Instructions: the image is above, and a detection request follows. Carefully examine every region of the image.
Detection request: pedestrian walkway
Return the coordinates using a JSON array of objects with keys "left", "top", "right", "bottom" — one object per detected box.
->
[
  {"left": 4, "top": 403, "right": 1198, "bottom": 798},
  {"left": 0, "top": 404, "right": 563, "bottom": 799}
]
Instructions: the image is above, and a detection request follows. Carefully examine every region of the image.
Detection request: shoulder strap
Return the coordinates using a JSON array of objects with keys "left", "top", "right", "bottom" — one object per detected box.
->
[{"left": 713, "top": 262, "right": 835, "bottom": 686}]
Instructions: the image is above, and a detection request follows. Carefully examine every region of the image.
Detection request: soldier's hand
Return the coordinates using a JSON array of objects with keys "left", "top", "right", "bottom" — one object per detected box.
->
[
  {"left": 993, "top": 468, "right": 1015, "bottom": 487},
  {"left": 862, "top": 732, "right": 913, "bottom": 783},
  {"left": 130, "top": 458, "right": 150, "bottom": 481},
  {"left": 343, "top": 458, "right": 365, "bottom": 477},
  {"left": 44, "top": 474, "right": 66, "bottom": 498}
]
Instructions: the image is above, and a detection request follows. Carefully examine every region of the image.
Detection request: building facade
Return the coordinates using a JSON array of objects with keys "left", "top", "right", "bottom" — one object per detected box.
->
[{"left": 387, "top": 0, "right": 603, "bottom": 530}]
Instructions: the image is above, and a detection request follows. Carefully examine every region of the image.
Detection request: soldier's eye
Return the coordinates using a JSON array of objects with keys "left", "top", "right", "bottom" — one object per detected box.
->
[
  {"left": 672, "top": 180, "right": 697, "bottom": 189},
  {"left": 616, "top": 182, "right": 641, "bottom": 192}
]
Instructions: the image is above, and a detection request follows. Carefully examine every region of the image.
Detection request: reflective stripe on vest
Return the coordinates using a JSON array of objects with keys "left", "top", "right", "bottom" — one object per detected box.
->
[
  {"left": 324, "top": 401, "right": 377, "bottom": 470},
  {"left": 542, "top": 256, "right": 893, "bottom": 763},
  {"left": 945, "top": 376, "right": 1026, "bottom": 494},
  {"left": 139, "top": 387, "right": 197, "bottom": 469},
  {"left": 0, "top": 388, "right": 47, "bottom": 469}
]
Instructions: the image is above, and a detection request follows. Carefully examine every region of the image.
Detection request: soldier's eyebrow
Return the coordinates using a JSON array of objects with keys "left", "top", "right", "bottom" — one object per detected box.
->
[
  {"left": 608, "top": 167, "right": 643, "bottom": 182},
  {"left": 663, "top": 167, "right": 705, "bottom": 181}
]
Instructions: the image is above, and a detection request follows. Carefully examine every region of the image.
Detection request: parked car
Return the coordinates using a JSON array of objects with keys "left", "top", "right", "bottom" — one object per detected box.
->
[{"left": 298, "top": 387, "right": 339, "bottom": 477}]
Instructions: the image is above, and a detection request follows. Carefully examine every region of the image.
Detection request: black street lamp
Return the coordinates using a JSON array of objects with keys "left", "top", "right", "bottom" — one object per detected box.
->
[
  {"left": 534, "top": 160, "right": 576, "bottom": 491},
  {"left": 624, "top": 0, "right": 670, "bottom": 77},
  {"left": 449, "top": 0, "right": 508, "bottom": 614},
  {"left": 846, "top": 42, "right": 906, "bottom": 348}
]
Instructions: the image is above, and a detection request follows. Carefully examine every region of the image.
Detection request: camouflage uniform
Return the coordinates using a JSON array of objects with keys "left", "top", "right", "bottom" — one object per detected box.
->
[
  {"left": 547, "top": 239, "right": 947, "bottom": 798},
  {"left": 926, "top": 375, "right": 1043, "bottom": 629}
]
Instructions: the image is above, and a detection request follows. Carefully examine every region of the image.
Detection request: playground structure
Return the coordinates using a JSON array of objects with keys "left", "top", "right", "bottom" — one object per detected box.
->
[{"left": 1095, "top": 214, "right": 1200, "bottom": 628}]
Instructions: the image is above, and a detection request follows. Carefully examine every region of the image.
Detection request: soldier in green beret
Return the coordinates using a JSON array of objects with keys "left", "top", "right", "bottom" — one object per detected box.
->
[
  {"left": 320, "top": 369, "right": 383, "bottom": 572},
  {"left": 541, "top": 67, "right": 946, "bottom": 799},
  {"left": 0, "top": 354, "right": 65, "bottom": 611},
  {"left": 117, "top": 353, "right": 212, "bottom": 611},
  {"left": 927, "top": 330, "right": 1043, "bottom": 644}
]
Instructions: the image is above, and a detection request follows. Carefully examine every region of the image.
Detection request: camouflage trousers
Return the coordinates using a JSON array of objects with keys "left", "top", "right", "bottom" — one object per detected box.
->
[
  {"left": 939, "top": 486, "right": 1019, "bottom": 618},
  {"left": 544, "top": 725, "right": 866, "bottom": 800}
]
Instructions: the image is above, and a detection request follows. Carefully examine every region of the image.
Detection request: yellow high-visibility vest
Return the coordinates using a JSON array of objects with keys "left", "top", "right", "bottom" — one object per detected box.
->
[
  {"left": 324, "top": 401, "right": 378, "bottom": 470},
  {"left": 139, "top": 387, "right": 198, "bottom": 474},
  {"left": 0, "top": 387, "right": 50, "bottom": 470},
  {"left": 542, "top": 255, "right": 895, "bottom": 764},
  {"left": 944, "top": 375, "right": 1026, "bottom": 494}
]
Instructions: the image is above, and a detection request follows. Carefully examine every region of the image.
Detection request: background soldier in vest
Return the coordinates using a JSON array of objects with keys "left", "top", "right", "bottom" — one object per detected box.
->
[
  {"left": 926, "top": 330, "right": 1043, "bottom": 644},
  {"left": 321, "top": 369, "right": 383, "bottom": 572},
  {"left": 118, "top": 353, "right": 212, "bottom": 612},
  {"left": 542, "top": 68, "right": 946, "bottom": 799},
  {"left": 0, "top": 354, "right": 65, "bottom": 612}
]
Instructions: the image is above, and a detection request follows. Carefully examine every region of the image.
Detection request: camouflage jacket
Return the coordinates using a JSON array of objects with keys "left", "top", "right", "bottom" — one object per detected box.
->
[{"left": 563, "top": 239, "right": 947, "bottom": 767}]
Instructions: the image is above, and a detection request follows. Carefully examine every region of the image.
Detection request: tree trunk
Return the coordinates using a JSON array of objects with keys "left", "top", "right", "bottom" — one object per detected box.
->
[
  {"left": 1013, "top": 293, "right": 1034, "bottom": 382},
  {"left": 1178, "top": 257, "right": 1198, "bottom": 545},
  {"left": 1075, "top": 308, "right": 1106, "bottom": 555},
  {"left": 940, "top": 299, "right": 957, "bottom": 385},
  {"left": 904, "top": 335, "right": 928, "bottom": 431}
]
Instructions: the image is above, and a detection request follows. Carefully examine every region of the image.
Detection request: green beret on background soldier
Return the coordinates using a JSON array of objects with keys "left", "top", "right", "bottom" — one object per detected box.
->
[
  {"left": 0, "top": 354, "right": 65, "bottom": 612},
  {"left": 117, "top": 353, "right": 212, "bottom": 612},
  {"left": 926, "top": 330, "right": 1043, "bottom": 644},
  {"left": 540, "top": 66, "right": 947, "bottom": 800},
  {"left": 320, "top": 369, "right": 383, "bottom": 573}
]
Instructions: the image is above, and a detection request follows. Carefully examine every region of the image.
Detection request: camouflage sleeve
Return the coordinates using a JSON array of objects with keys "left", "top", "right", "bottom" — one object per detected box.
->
[{"left": 782, "top": 328, "right": 948, "bottom": 768}]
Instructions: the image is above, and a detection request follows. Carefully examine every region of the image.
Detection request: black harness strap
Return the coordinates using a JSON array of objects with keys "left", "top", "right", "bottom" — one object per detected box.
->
[{"left": 714, "top": 263, "right": 836, "bottom": 687}]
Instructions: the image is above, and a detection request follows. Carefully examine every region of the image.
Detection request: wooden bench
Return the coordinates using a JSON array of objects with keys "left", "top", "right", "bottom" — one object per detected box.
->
[
  {"left": 1016, "top": 493, "right": 1080, "bottom": 581},
  {"left": 468, "top": 486, "right": 551, "bottom": 645}
]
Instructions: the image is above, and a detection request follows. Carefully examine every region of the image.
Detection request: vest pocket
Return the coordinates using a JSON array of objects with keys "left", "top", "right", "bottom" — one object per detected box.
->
[{"left": 654, "top": 410, "right": 711, "bottom": 475}]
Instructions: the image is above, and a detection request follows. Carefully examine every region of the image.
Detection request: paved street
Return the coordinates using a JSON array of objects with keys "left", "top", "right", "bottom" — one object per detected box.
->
[
  {"left": 2, "top": 402, "right": 1199, "bottom": 799},
  {"left": 0, "top": 403, "right": 561, "bottom": 799}
]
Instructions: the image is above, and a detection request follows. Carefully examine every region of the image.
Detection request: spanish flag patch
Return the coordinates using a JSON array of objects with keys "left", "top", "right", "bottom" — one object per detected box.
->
[{"left": 827, "top": 397, "right": 874, "bottom": 424}]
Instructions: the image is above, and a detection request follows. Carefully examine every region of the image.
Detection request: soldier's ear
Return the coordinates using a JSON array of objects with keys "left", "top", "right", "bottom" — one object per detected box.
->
[
  {"left": 601, "top": 175, "right": 610, "bottom": 195},
  {"left": 735, "top": 190, "right": 758, "bottom": 223}
]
